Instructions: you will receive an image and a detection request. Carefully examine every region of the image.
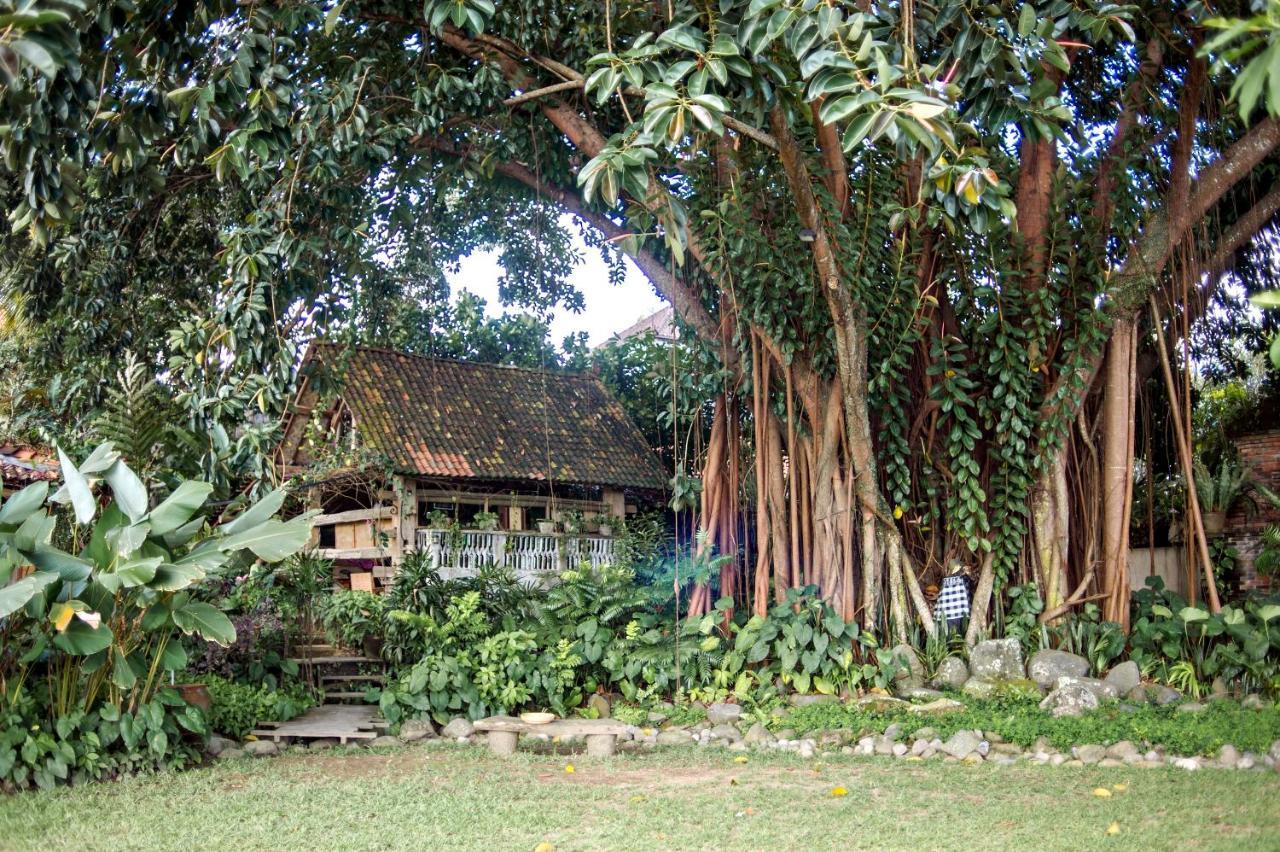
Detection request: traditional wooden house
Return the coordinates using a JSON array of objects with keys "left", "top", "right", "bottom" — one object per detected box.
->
[
  {"left": 278, "top": 344, "right": 668, "bottom": 589},
  {"left": 0, "top": 444, "right": 58, "bottom": 496}
]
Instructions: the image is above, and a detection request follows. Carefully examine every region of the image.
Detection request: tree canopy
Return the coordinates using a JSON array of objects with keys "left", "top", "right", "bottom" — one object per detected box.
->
[{"left": 4, "top": 0, "right": 1280, "bottom": 633}]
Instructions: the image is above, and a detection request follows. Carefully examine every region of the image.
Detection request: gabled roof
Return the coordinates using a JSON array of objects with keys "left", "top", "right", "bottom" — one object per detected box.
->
[
  {"left": 0, "top": 445, "right": 58, "bottom": 491},
  {"left": 287, "top": 345, "right": 668, "bottom": 491}
]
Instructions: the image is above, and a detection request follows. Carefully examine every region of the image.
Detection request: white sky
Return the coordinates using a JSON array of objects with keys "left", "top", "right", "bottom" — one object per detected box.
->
[{"left": 446, "top": 230, "right": 667, "bottom": 347}]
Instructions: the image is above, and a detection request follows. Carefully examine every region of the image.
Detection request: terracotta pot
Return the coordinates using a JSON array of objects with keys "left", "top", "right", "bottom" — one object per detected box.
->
[
  {"left": 175, "top": 683, "right": 212, "bottom": 714},
  {"left": 597, "top": 524, "right": 614, "bottom": 537},
  {"left": 1202, "top": 511, "right": 1227, "bottom": 537},
  {"left": 537, "top": 521, "right": 557, "bottom": 534}
]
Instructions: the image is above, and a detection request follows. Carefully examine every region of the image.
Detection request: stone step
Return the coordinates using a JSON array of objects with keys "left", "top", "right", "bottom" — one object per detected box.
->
[
  {"left": 321, "top": 673, "right": 385, "bottom": 683},
  {"left": 323, "top": 690, "right": 375, "bottom": 700}
]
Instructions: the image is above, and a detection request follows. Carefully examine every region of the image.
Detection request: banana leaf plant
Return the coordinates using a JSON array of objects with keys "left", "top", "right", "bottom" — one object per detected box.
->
[{"left": 0, "top": 442, "right": 314, "bottom": 718}]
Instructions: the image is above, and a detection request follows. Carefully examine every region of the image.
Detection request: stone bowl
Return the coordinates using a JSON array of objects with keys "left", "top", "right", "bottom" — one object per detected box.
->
[{"left": 520, "top": 712, "right": 556, "bottom": 725}]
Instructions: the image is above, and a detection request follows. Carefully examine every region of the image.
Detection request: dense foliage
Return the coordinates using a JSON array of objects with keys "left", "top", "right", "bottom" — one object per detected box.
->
[{"left": 0, "top": 444, "right": 313, "bottom": 789}]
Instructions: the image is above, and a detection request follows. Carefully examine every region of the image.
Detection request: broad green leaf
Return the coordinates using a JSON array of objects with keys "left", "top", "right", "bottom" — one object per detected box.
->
[
  {"left": 51, "top": 619, "right": 114, "bottom": 655},
  {"left": 1179, "top": 606, "right": 1209, "bottom": 623},
  {"left": 218, "top": 488, "right": 286, "bottom": 535},
  {"left": 55, "top": 447, "right": 96, "bottom": 525},
  {"left": 324, "top": 1, "right": 345, "bottom": 34},
  {"left": 172, "top": 601, "right": 236, "bottom": 646},
  {"left": 148, "top": 481, "right": 212, "bottom": 537},
  {"left": 1251, "top": 289, "right": 1280, "bottom": 309},
  {"left": 0, "top": 570, "right": 57, "bottom": 618},
  {"left": 1257, "top": 604, "right": 1280, "bottom": 623},
  {"left": 26, "top": 547, "right": 91, "bottom": 582},
  {"left": 0, "top": 481, "right": 48, "bottom": 526},
  {"left": 104, "top": 460, "right": 149, "bottom": 523},
  {"left": 148, "top": 562, "right": 204, "bottom": 591},
  {"left": 217, "top": 514, "right": 314, "bottom": 562},
  {"left": 1017, "top": 4, "right": 1036, "bottom": 37}
]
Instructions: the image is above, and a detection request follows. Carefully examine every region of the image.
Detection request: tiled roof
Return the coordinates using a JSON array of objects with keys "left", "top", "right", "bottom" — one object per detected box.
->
[
  {"left": 306, "top": 346, "right": 668, "bottom": 490},
  {"left": 610, "top": 306, "right": 678, "bottom": 343}
]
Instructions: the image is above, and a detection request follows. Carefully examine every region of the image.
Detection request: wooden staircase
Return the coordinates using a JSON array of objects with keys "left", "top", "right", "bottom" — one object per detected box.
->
[{"left": 290, "top": 636, "right": 386, "bottom": 705}]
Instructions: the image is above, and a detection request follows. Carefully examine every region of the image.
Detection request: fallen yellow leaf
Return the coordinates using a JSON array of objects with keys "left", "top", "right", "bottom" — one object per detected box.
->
[
  {"left": 629, "top": 795, "right": 646, "bottom": 804},
  {"left": 564, "top": 764, "right": 575, "bottom": 774},
  {"left": 1112, "top": 783, "right": 1127, "bottom": 792},
  {"left": 831, "top": 787, "right": 849, "bottom": 797},
  {"left": 1106, "top": 822, "right": 1121, "bottom": 836},
  {"left": 1092, "top": 788, "right": 1112, "bottom": 798},
  {"left": 534, "top": 844, "right": 556, "bottom": 852},
  {"left": 734, "top": 756, "right": 748, "bottom": 764}
]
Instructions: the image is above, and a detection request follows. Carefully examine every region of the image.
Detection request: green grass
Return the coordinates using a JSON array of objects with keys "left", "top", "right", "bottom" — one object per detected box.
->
[{"left": 3, "top": 743, "right": 1278, "bottom": 850}]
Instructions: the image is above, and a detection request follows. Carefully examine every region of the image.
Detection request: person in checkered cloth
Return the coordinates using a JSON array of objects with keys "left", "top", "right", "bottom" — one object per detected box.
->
[{"left": 936, "top": 568, "right": 971, "bottom": 629}]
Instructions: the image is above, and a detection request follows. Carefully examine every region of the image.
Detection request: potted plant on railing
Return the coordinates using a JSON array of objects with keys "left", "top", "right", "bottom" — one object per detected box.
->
[
  {"left": 1194, "top": 455, "right": 1256, "bottom": 536},
  {"left": 597, "top": 514, "right": 616, "bottom": 537},
  {"left": 561, "top": 509, "right": 585, "bottom": 535},
  {"left": 474, "top": 510, "right": 500, "bottom": 531},
  {"left": 425, "top": 508, "right": 452, "bottom": 529},
  {"left": 536, "top": 517, "right": 557, "bottom": 534}
]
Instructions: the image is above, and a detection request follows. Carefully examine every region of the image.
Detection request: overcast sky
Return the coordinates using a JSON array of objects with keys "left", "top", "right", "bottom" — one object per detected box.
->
[{"left": 446, "top": 230, "right": 667, "bottom": 348}]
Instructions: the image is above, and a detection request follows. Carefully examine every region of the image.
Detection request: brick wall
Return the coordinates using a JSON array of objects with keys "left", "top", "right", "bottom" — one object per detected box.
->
[{"left": 1225, "top": 428, "right": 1280, "bottom": 590}]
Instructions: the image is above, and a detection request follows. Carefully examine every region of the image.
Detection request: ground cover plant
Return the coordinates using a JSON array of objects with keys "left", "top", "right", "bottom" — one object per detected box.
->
[{"left": 2, "top": 746, "right": 1278, "bottom": 851}]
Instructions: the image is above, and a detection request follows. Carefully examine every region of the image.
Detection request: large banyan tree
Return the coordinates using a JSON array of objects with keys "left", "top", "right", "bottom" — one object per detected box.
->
[{"left": 4, "top": 1, "right": 1280, "bottom": 636}]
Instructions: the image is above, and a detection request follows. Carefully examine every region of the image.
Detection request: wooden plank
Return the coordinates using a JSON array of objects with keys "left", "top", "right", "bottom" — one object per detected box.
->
[
  {"left": 312, "top": 506, "right": 396, "bottom": 526},
  {"left": 290, "top": 655, "right": 378, "bottom": 664}
]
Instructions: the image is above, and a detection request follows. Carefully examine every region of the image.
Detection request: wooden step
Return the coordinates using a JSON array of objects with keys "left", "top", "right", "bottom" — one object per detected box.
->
[
  {"left": 250, "top": 727, "right": 378, "bottom": 743},
  {"left": 294, "top": 644, "right": 338, "bottom": 654},
  {"left": 323, "top": 690, "right": 376, "bottom": 700},
  {"left": 321, "top": 674, "right": 385, "bottom": 683}
]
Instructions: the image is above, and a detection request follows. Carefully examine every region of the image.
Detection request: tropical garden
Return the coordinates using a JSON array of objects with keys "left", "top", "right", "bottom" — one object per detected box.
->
[{"left": 1, "top": 0, "right": 1280, "bottom": 844}]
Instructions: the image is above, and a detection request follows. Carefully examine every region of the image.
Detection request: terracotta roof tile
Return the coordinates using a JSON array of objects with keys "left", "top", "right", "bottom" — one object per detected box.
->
[{"left": 309, "top": 345, "right": 668, "bottom": 490}]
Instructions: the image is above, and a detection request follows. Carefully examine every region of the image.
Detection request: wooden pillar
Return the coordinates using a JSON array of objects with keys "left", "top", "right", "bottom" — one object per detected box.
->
[{"left": 602, "top": 488, "right": 626, "bottom": 520}]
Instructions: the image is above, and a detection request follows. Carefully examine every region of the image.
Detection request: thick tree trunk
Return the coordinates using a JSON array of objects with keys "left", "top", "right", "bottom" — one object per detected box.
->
[
  {"left": 1100, "top": 317, "right": 1137, "bottom": 628},
  {"left": 1031, "top": 447, "right": 1070, "bottom": 618}
]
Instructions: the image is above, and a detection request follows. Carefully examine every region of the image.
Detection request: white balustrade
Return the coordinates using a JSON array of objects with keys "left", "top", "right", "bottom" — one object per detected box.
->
[{"left": 413, "top": 528, "right": 616, "bottom": 582}]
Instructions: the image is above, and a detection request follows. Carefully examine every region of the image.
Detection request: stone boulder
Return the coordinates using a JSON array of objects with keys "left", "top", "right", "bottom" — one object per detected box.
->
[
  {"left": 369, "top": 735, "right": 403, "bottom": 748},
  {"left": 901, "top": 687, "right": 945, "bottom": 702},
  {"left": 961, "top": 677, "right": 996, "bottom": 699},
  {"left": 215, "top": 747, "right": 246, "bottom": 761},
  {"left": 743, "top": 722, "right": 774, "bottom": 746},
  {"left": 1150, "top": 685, "right": 1182, "bottom": 706},
  {"left": 852, "top": 694, "right": 909, "bottom": 713},
  {"left": 941, "top": 730, "right": 982, "bottom": 759},
  {"left": 1054, "top": 676, "right": 1118, "bottom": 701},
  {"left": 441, "top": 717, "right": 475, "bottom": 739},
  {"left": 1073, "top": 744, "right": 1105, "bottom": 764},
  {"left": 656, "top": 729, "right": 694, "bottom": 746},
  {"left": 1027, "top": 649, "right": 1089, "bottom": 689},
  {"left": 890, "top": 644, "right": 926, "bottom": 692},
  {"left": 908, "top": 698, "right": 965, "bottom": 715},
  {"left": 206, "top": 735, "right": 236, "bottom": 757},
  {"left": 709, "top": 724, "right": 742, "bottom": 742},
  {"left": 1039, "top": 683, "right": 1099, "bottom": 718},
  {"left": 1103, "top": 661, "right": 1141, "bottom": 695},
  {"left": 244, "top": 740, "right": 279, "bottom": 757},
  {"left": 968, "top": 639, "right": 1025, "bottom": 681},
  {"left": 399, "top": 719, "right": 436, "bottom": 742},
  {"left": 931, "top": 657, "right": 969, "bottom": 691},
  {"left": 788, "top": 693, "right": 839, "bottom": 707},
  {"left": 706, "top": 702, "right": 742, "bottom": 726}
]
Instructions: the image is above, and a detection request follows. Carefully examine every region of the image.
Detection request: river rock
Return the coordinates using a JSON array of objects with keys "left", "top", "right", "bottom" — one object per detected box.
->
[
  {"left": 1039, "top": 683, "right": 1099, "bottom": 718},
  {"left": 207, "top": 735, "right": 236, "bottom": 757},
  {"left": 369, "top": 735, "right": 403, "bottom": 748},
  {"left": 853, "top": 694, "right": 909, "bottom": 712},
  {"left": 656, "top": 729, "right": 694, "bottom": 746},
  {"left": 961, "top": 677, "right": 996, "bottom": 699},
  {"left": 1177, "top": 701, "right": 1207, "bottom": 714},
  {"left": 244, "top": 740, "right": 279, "bottom": 758},
  {"left": 789, "top": 693, "right": 839, "bottom": 707},
  {"left": 1104, "top": 661, "right": 1141, "bottom": 695},
  {"left": 969, "top": 638, "right": 1025, "bottom": 681},
  {"left": 932, "top": 657, "right": 970, "bottom": 690},
  {"left": 744, "top": 722, "right": 773, "bottom": 746},
  {"left": 891, "top": 644, "right": 926, "bottom": 691},
  {"left": 1028, "top": 649, "right": 1089, "bottom": 689},
  {"left": 1106, "top": 740, "right": 1139, "bottom": 761},
  {"left": 1219, "top": 744, "right": 1242, "bottom": 768},
  {"left": 909, "top": 698, "right": 965, "bottom": 715},
  {"left": 441, "top": 718, "right": 474, "bottom": 739},
  {"left": 706, "top": 702, "right": 742, "bottom": 726},
  {"left": 709, "top": 724, "right": 742, "bottom": 742},
  {"left": 1150, "top": 685, "right": 1182, "bottom": 706},
  {"left": 399, "top": 719, "right": 437, "bottom": 742},
  {"left": 215, "top": 747, "right": 246, "bottom": 760},
  {"left": 1241, "top": 694, "right": 1270, "bottom": 710},
  {"left": 941, "top": 730, "right": 982, "bottom": 759},
  {"left": 1074, "top": 744, "right": 1106, "bottom": 764},
  {"left": 1054, "top": 676, "right": 1118, "bottom": 701},
  {"left": 901, "top": 687, "right": 946, "bottom": 702}
]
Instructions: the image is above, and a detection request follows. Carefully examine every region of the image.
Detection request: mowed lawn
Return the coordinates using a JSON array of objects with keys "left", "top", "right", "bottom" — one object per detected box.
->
[{"left": 3, "top": 744, "right": 1278, "bottom": 851}]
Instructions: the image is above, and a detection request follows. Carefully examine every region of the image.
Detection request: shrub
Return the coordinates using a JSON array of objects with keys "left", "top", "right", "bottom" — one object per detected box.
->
[
  {"left": 322, "top": 590, "right": 386, "bottom": 652},
  {"left": 195, "top": 675, "right": 318, "bottom": 739}
]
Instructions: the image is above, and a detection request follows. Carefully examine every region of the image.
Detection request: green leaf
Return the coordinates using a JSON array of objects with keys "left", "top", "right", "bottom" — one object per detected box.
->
[
  {"left": 55, "top": 447, "right": 96, "bottom": 525},
  {"left": 218, "top": 488, "right": 286, "bottom": 535},
  {"left": 148, "top": 481, "right": 212, "bottom": 537},
  {"left": 324, "top": 1, "right": 345, "bottom": 34},
  {"left": 26, "top": 548, "right": 91, "bottom": 582},
  {"left": 172, "top": 601, "right": 236, "bottom": 646},
  {"left": 148, "top": 562, "right": 204, "bottom": 591},
  {"left": 1251, "top": 289, "right": 1280, "bottom": 309},
  {"left": 10, "top": 38, "right": 58, "bottom": 79},
  {"left": 0, "top": 571, "right": 57, "bottom": 618},
  {"left": 1179, "top": 606, "right": 1209, "bottom": 623},
  {"left": 1017, "top": 4, "right": 1036, "bottom": 36},
  {"left": 104, "top": 460, "right": 148, "bottom": 523},
  {"left": 0, "top": 482, "right": 49, "bottom": 526},
  {"left": 218, "top": 514, "right": 314, "bottom": 562},
  {"left": 111, "top": 647, "right": 137, "bottom": 689},
  {"left": 51, "top": 619, "right": 114, "bottom": 656}
]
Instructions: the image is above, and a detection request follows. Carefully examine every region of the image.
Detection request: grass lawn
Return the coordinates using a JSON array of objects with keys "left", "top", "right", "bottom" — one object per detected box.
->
[{"left": 2, "top": 743, "right": 1278, "bottom": 851}]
